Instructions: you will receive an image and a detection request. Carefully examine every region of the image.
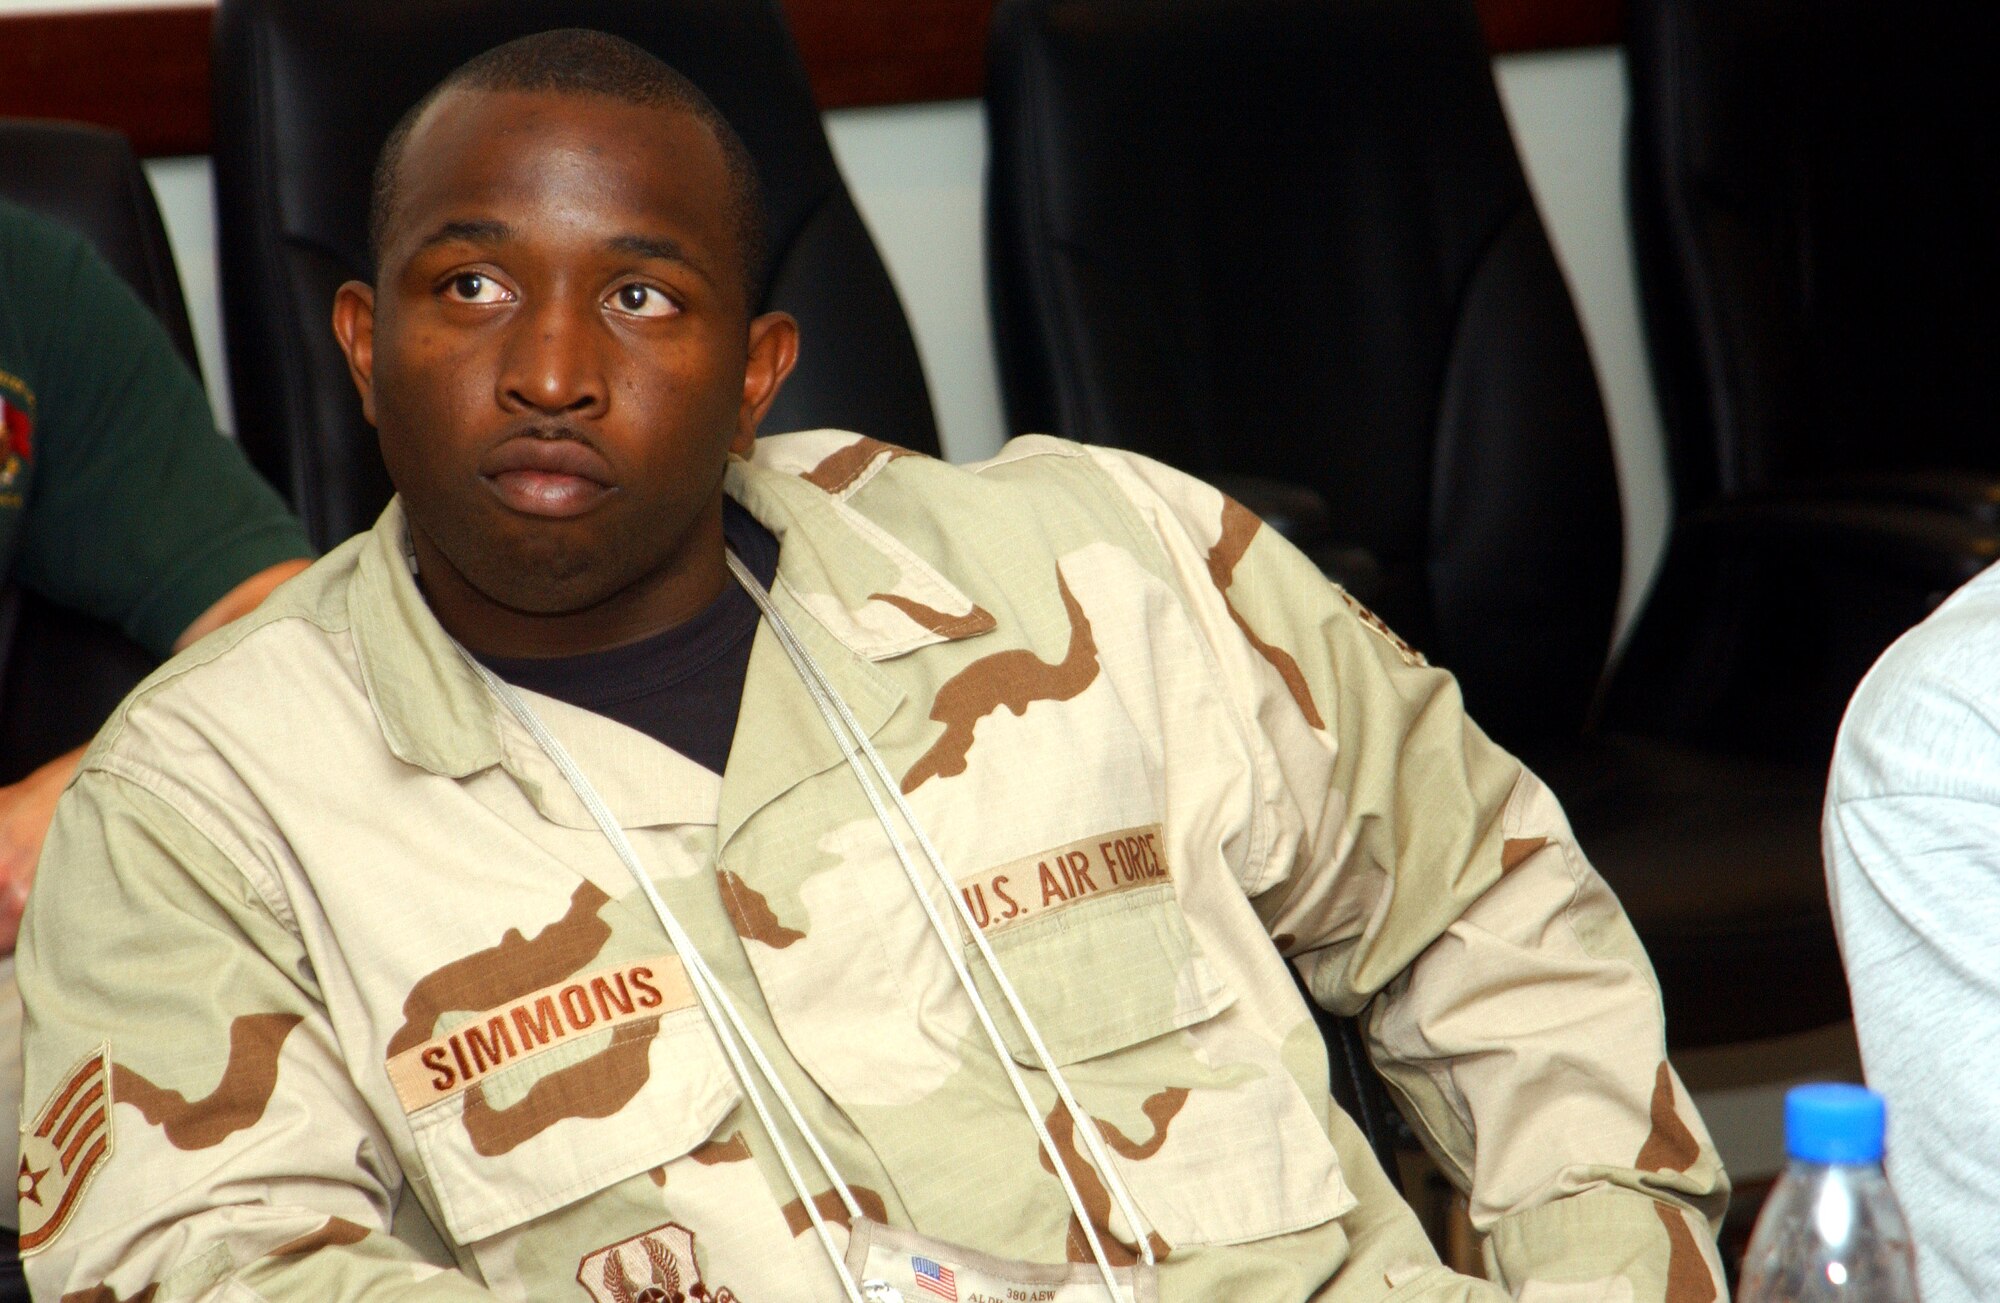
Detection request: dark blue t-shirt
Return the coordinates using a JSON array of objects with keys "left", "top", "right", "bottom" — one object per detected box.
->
[{"left": 477, "top": 498, "right": 778, "bottom": 775}]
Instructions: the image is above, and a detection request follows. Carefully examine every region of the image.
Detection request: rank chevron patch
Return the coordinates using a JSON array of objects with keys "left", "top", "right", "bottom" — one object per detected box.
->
[{"left": 19, "top": 1046, "right": 114, "bottom": 1254}]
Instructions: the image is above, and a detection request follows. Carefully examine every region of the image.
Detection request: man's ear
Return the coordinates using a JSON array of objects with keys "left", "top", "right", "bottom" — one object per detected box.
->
[
  {"left": 330, "top": 280, "right": 380, "bottom": 426},
  {"left": 734, "top": 311, "right": 800, "bottom": 455}
]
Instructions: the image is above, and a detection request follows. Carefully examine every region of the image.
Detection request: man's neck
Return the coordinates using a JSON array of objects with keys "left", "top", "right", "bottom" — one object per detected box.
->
[
  {"left": 470, "top": 502, "right": 782, "bottom": 776},
  {"left": 410, "top": 509, "right": 733, "bottom": 660}
]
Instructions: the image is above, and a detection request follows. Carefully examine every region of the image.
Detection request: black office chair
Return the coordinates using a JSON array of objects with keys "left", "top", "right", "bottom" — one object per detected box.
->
[
  {"left": 212, "top": 0, "right": 940, "bottom": 551},
  {"left": 1626, "top": 0, "right": 2000, "bottom": 524},
  {"left": 0, "top": 121, "right": 191, "bottom": 787},
  {"left": 984, "top": 0, "right": 1985, "bottom": 1065},
  {"left": 989, "top": 0, "right": 1621, "bottom": 747},
  {"left": 1605, "top": 0, "right": 2000, "bottom": 757},
  {"left": 1593, "top": 0, "right": 2000, "bottom": 1025},
  {"left": 986, "top": 0, "right": 1616, "bottom": 1176}
]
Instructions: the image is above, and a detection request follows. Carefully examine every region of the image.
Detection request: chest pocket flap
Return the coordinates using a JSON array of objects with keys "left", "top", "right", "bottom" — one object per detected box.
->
[
  {"left": 392, "top": 954, "right": 739, "bottom": 1244},
  {"left": 960, "top": 841, "right": 1356, "bottom": 1249},
  {"left": 968, "top": 882, "right": 1233, "bottom": 1068}
]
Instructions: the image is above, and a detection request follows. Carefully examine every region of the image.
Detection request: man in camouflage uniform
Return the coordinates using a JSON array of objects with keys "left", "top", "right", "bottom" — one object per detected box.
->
[{"left": 17, "top": 29, "right": 1728, "bottom": 1303}]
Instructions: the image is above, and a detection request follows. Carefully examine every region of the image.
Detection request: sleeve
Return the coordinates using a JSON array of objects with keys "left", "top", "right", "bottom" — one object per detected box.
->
[
  {"left": 1085, "top": 446, "right": 1729, "bottom": 1301},
  {"left": 1823, "top": 609, "right": 2000, "bottom": 1303},
  {"left": 8, "top": 219, "right": 309, "bottom": 656},
  {"left": 16, "top": 763, "right": 494, "bottom": 1303}
]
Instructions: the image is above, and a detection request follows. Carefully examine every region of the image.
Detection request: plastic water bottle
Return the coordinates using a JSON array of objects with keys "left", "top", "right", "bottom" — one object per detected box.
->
[{"left": 1737, "top": 1083, "right": 1920, "bottom": 1301}]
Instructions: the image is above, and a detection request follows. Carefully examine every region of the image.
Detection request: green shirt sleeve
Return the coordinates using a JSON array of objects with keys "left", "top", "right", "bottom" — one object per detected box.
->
[{"left": 3, "top": 205, "right": 310, "bottom": 656}]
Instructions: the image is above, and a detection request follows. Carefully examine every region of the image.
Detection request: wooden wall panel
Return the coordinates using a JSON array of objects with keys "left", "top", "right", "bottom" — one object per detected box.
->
[
  {"left": 783, "top": 0, "right": 996, "bottom": 108},
  {"left": 1480, "top": 0, "right": 1625, "bottom": 54},
  {"left": 0, "top": 6, "right": 213, "bottom": 158},
  {"left": 0, "top": 0, "right": 1621, "bottom": 158}
]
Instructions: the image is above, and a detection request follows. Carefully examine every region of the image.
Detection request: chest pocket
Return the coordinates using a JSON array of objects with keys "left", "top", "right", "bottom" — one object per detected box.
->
[
  {"left": 392, "top": 954, "right": 739, "bottom": 1246},
  {"left": 967, "top": 861, "right": 1357, "bottom": 1250}
]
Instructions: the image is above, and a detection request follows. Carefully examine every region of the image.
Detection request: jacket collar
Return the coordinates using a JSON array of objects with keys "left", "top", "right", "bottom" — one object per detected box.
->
[
  {"left": 346, "top": 445, "right": 991, "bottom": 830},
  {"left": 722, "top": 448, "right": 995, "bottom": 659}
]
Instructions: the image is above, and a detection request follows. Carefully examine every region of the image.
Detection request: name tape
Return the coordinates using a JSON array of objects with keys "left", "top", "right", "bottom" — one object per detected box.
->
[{"left": 386, "top": 956, "right": 694, "bottom": 1114}]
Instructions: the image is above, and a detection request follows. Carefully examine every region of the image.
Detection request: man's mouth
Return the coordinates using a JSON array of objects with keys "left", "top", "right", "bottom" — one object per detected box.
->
[{"left": 480, "top": 433, "right": 615, "bottom": 519}]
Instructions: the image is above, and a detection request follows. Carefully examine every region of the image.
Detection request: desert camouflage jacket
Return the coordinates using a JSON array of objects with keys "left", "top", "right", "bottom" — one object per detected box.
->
[{"left": 18, "top": 433, "right": 1727, "bottom": 1303}]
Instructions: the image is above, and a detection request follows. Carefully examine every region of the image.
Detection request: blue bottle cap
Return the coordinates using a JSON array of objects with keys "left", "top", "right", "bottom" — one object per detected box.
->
[{"left": 1785, "top": 1083, "right": 1885, "bottom": 1164}]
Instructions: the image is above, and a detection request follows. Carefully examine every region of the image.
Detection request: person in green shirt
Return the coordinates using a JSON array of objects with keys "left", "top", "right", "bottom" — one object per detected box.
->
[{"left": 0, "top": 197, "right": 313, "bottom": 1250}]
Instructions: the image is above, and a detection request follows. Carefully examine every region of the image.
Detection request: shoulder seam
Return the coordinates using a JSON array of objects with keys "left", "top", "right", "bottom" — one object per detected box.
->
[
  {"left": 1057, "top": 447, "right": 1285, "bottom": 889},
  {"left": 86, "top": 754, "right": 301, "bottom": 937},
  {"left": 964, "top": 433, "right": 1092, "bottom": 472},
  {"left": 98, "top": 606, "right": 350, "bottom": 755}
]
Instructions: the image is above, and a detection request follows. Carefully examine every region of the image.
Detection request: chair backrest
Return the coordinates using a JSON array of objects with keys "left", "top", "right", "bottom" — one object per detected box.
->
[
  {"left": 212, "top": 0, "right": 940, "bottom": 552},
  {"left": 0, "top": 122, "right": 184, "bottom": 782},
  {"left": 0, "top": 122, "right": 199, "bottom": 372},
  {"left": 1626, "top": 0, "right": 2000, "bottom": 508},
  {"left": 985, "top": 0, "right": 1621, "bottom": 748}
]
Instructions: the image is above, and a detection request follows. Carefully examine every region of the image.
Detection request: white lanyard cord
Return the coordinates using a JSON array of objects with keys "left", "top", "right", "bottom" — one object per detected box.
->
[
  {"left": 728, "top": 555, "right": 1156, "bottom": 1286},
  {"left": 463, "top": 657, "right": 869, "bottom": 1303},
  {"left": 725, "top": 589, "right": 1125, "bottom": 1299}
]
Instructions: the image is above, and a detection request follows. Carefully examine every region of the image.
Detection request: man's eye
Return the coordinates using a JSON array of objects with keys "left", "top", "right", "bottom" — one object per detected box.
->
[
  {"left": 444, "top": 273, "right": 507, "bottom": 304},
  {"left": 609, "top": 283, "right": 676, "bottom": 318}
]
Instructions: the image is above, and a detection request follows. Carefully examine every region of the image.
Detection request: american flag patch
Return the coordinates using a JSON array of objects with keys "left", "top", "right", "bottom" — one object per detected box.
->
[
  {"left": 912, "top": 1256, "right": 957, "bottom": 1301},
  {"left": 2, "top": 393, "right": 33, "bottom": 463}
]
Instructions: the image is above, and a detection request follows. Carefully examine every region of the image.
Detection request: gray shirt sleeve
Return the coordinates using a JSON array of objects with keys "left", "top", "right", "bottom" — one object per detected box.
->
[{"left": 1825, "top": 560, "right": 2000, "bottom": 1303}]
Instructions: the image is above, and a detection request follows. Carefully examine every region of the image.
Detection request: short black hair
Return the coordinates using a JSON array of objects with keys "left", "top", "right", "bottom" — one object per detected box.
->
[{"left": 367, "top": 28, "right": 768, "bottom": 301}]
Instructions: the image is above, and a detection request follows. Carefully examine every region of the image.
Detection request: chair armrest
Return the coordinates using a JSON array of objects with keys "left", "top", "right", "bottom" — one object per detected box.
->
[
  {"left": 0, "top": 584, "right": 157, "bottom": 785},
  {"left": 1204, "top": 473, "right": 1386, "bottom": 601},
  {"left": 1205, "top": 473, "right": 1332, "bottom": 544},
  {"left": 1601, "top": 497, "right": 2000, "bottom": 757},
  {"left": 1690, "top": 493, "right": 2000, "bottom": 578},
  {"left": 1774, "top": 469, "right": 2000, "bottom": 530}
]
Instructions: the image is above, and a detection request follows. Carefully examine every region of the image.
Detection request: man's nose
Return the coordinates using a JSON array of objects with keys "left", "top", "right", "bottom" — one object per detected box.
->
[{"left": 498, "top": 299, "right": 608, "bottom": 416}]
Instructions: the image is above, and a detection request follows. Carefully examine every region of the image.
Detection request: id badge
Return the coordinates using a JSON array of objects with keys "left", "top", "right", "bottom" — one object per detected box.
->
[{"left": 844, "top": 1219, "right": 1159, "bottom": 1303}]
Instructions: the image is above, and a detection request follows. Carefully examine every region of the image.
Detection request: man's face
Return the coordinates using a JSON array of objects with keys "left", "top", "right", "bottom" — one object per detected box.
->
[{"left": 333, "top": 88, "right": 796, "bottom": 656}]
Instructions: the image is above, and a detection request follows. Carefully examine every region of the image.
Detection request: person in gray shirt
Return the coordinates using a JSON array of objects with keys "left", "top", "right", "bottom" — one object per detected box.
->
[{"left": 1825, "top": 559, "right": 2000, "bottom": 1303}]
